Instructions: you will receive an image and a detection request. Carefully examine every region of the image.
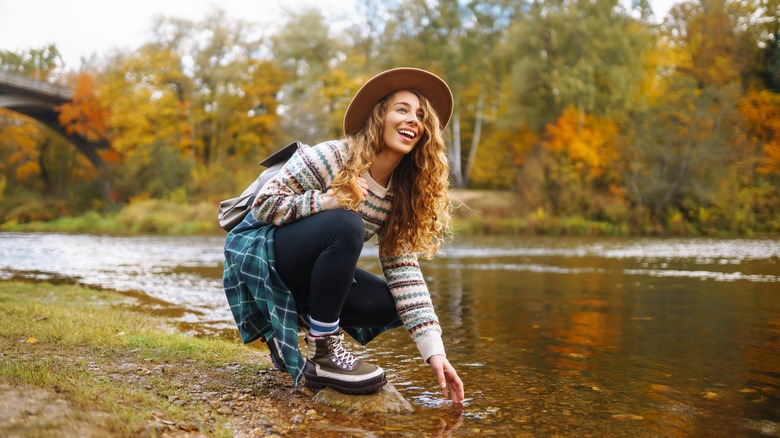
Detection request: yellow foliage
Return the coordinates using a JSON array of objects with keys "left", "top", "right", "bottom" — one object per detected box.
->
[
  {"left": 471, "top": 123, "right": 537, "bottom": 188},
  {"left": 99, "top": 48, "right": 191, "bottom": 159},
  {"left": 0, "top": 110, "right": 44, "bottom": 182},
  {"left": 542, "top": 106, "right": 619, "bottom": 181}
]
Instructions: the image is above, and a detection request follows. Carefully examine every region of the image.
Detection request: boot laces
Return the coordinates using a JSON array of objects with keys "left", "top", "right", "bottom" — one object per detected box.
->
[{"left": 326, "top": 332, "right": 357, "bottom": 368}]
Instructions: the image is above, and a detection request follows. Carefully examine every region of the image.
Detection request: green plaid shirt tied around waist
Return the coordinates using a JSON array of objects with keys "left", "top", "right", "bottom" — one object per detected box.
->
[{"left": 222, "top": 213, "right": 397, "bottom": 386}]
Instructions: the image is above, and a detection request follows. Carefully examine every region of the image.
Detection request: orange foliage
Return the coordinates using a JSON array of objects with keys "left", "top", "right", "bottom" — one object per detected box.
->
[
  {"left": 57, "top": 72, "right": 110, "bottom": 141},
  {"left": 738, "top": 89, "right": 780, "bottom": 176},
  {"left": 542, "top": 106, "right": 619, "bottom": 182}
]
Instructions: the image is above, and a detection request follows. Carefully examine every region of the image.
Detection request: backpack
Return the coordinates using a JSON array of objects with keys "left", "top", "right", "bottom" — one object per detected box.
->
[{"left": 217, "top": 141, "right": 302, "bottom": 231}]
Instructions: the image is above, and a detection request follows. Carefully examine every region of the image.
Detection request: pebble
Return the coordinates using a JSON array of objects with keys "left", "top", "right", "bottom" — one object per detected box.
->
[{"left": 178, "top": 422, "right": 200, "bottom": 432}]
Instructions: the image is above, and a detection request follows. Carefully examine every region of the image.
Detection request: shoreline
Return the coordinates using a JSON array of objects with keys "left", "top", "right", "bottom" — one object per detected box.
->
[
  {"left": 4, "top": 190, "right": 775, "bottom": 238},
  {"left": 0, "top": 280, "right": 464, "bottom": 436}
]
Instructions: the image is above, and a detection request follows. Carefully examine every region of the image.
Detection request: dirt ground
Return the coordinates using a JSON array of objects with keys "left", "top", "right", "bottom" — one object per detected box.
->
[{"left": 0, "top": 353, "right": 404, "bottom": 437}]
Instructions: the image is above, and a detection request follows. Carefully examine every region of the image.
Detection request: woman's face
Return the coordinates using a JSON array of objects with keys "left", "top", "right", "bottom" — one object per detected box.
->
[{"left": 381, "top": 90, "right": 425, "bottom": 157}]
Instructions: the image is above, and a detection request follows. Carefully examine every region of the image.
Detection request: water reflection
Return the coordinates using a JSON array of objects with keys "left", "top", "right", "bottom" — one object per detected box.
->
[{"left": 1, "top": 232, "right": 779, "bottom": 435}]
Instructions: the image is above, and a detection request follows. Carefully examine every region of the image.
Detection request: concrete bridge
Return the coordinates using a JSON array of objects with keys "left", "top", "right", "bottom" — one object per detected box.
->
[{"left": 0, "top": 71, "right": 108, "bottom": 167}]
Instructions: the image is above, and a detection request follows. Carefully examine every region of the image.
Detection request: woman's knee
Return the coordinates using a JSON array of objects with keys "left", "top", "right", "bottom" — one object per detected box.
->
[
  {"left": 341, "top": 271, "right": 400, "bottom": 328},
  {"left": 318, "top": 209, "right": 364, "bottom": 249}
]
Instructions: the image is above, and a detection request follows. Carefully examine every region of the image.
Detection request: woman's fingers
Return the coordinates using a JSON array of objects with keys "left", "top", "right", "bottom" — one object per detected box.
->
[
  {"left": 357, "top": 177, "right": 369, "bottom": 199},
  {"left": 429, "top": 355, "right": 465, "bottom": 404}
]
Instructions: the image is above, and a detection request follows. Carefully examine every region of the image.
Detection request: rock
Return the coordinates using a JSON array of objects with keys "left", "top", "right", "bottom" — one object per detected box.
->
[{"left": 311, "top": 382, "right": 413, "bottom": 414}]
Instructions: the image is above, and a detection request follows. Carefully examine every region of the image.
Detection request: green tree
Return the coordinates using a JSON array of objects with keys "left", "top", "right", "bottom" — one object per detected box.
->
[
  {"left": 95, "top": 9, "right": 285, "bottom": 199},
  {"left": 623, "top": 0, "right": 752, "bottom": 233},
  {"left": 96, "top": 46, "right": 190, "bottom": 200},
  {"left": 502, "top": 0, "right": 651, "bottom": 130},
  {"left": 381, "top": 0, "right": 520, "bottom": 187},
  {"left": 729, "top": 0, "right": 780, "bottom": 90},
  {"left": 0, "top": 44, "right": 62, "bottom": 80},
  {"left": 493, "top": 0, "right": 652, "bottom": 220},
  {"left": 272, "top": 7, "right": 357, "bottom": 142}
]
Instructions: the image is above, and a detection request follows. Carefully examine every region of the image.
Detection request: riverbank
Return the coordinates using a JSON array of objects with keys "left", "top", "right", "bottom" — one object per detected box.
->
[
  {"left": 4, "top": 189, "right": 775, "bottom": 239},
  {"left": 0, "top": 190, "right": 632, "bottom": 237},
  {"left": 0, "top": 280, "right": 402, "bottom": 437}
]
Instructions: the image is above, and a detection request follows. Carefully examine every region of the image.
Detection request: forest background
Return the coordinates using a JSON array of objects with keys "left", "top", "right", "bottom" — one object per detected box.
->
[{"left": 1, "top": 0, "right": 778, "bottom": 237}]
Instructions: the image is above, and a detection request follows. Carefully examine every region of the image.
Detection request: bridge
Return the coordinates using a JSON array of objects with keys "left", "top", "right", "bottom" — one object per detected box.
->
[{"left": 0, "top": 71, "right": 108, "bottom": 167}]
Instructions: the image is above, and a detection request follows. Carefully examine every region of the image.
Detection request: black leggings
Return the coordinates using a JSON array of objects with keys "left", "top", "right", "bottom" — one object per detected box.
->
[{"left": 273, "top": 209, "right": 400, "bottom": 329}]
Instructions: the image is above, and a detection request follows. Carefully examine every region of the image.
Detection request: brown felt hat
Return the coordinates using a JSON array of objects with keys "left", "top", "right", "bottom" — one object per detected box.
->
[{"left": 343, "top": 67, "right": 453, "bottom": 137}]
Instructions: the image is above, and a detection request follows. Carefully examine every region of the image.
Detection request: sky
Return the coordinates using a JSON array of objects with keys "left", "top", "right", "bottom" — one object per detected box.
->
[
  {"left": 0, "top": 0, "right": 357, "bottom": 69},
  {"left": 0, "top": 0, "right": 678, "bottom": 70}
]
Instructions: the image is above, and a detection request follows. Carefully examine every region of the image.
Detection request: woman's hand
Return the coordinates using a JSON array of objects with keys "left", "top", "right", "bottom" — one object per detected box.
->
[
  {"left": 357, "top": 177, "right": 369, "bottom": 202},
  {"left": 428, "top": 354, "right": 465, "bottom": 404}
]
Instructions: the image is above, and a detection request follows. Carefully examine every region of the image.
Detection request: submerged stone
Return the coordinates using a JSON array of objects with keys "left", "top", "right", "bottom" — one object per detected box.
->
[{"left": 311, "top": 382, "right": 413, "bottom": 414}]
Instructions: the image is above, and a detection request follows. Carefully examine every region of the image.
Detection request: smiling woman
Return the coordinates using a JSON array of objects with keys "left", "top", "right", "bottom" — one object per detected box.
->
[
  {"left": 378, "top": 90, "right": 426, "bottom": 172},
  {"left": 222, "top": 67, "right": 465, "bottom": 403}
]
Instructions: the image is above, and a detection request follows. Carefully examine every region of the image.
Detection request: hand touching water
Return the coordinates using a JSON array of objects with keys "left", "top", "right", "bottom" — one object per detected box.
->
[{"left": 428, "top": 354, "right": 465, "bottom": 404}]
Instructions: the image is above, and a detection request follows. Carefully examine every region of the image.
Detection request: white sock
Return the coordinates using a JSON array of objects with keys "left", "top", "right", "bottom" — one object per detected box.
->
[{"left": 308, "top": 317, "right": 339, "bottom": 336}]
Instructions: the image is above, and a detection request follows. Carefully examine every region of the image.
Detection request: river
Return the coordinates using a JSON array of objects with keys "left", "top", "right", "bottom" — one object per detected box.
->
[{"left": 1, "top": 232, "right": 778, "bottom": 436}]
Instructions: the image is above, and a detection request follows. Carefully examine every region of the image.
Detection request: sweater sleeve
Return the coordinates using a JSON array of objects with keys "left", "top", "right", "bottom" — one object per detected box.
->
[
  {"left": 379, "top": 250, "right": 446, "bottom": 362},
  {"left": 251, "top": 141, "right": 343, "bottom": 226}
]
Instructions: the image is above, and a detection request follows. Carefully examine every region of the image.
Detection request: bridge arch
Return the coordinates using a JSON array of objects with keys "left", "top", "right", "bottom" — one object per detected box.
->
[{"left": 0, "top": 71, "right": 108, "bottom": 167}]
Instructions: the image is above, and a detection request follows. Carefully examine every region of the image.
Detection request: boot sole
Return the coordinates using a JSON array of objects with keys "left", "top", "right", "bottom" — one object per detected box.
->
[
  {"left": 304, "top": 371, "right": 387, "bottom": 395},
  {"left": 264, "top": 337, "right": 287, "bottom": 373}
]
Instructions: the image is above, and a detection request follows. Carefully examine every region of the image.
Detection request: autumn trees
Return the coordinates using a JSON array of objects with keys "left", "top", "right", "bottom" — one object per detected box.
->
[{"left": 0, "top": 1, "right": 778, "bottom": 235}]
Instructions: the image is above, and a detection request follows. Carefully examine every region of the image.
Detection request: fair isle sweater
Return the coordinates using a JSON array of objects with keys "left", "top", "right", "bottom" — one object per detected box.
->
[{"left": 251, "top": 140, "right": 446, "bottom": 362}]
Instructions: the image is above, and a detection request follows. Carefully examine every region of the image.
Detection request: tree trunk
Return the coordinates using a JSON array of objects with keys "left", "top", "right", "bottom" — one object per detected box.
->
[
  {"left": 463, "top": 87, "right": 485, "bottom": 187},
  {"left": 450, "top": 108, "right": 463, "bottom": 187},
  {"left": 38, "top": 140, "right": 52, "bottom": 195}
]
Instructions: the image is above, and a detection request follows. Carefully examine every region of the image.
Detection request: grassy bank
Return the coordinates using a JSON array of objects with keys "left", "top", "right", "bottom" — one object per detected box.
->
[
  {"left": 0, "top": 199, "right": 219, "bottom": 235},
  {"left": 0, "top": 280, "right": 272, "bottom": 436},
  {"left": 2, "top": 190, "right": 635, "bottom": 237},
  {"left": 17, "top": 189, "right": 768, "bottom": 238},
  {"left": 449, "top": 190, "right": 630, "bottom": 236}
]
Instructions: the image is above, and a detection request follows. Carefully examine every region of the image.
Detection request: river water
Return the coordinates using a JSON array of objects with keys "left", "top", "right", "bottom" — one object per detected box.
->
[{"left": 1, "top": 232, "right": 778, "bottom": 436}]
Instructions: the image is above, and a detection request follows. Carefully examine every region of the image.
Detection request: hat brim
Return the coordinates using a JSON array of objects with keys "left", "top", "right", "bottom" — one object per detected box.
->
[{"left": 343, "top": 67, "right": 453, "bottom": 137}]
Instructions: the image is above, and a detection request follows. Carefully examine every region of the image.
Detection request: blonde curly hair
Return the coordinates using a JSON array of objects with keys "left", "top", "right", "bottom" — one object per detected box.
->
[{"left": 331, "top": 90, "right": 452, "bottom": 259}]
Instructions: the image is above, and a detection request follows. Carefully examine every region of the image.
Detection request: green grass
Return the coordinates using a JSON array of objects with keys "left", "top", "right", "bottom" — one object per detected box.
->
[
  {"left": 1, "top": 199, "right": 220, "bottom": 235},
  {"left": 450, "top": 190, "right": 630, "bottom": 236},
  {"left": 0, "top": 281, "right": 267, "bottom": 437}
]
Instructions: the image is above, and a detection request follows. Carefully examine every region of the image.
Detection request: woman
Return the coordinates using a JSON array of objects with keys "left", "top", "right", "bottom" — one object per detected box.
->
[{"left": 223, "top": 67, "right": 464, "bottom": 404}]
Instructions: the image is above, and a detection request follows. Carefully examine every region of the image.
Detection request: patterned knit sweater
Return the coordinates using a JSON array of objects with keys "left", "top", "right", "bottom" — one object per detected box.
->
[{"left": 251, "top": 140, "right": 445, "bottom": 362}]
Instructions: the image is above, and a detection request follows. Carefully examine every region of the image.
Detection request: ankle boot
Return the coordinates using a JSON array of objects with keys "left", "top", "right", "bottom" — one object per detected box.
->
[
  {"left": 262, "top": 335, "right": 286, "bottom": 373},
  {"left": 303, "top": 328, "right": 386, "bottom": 394}
]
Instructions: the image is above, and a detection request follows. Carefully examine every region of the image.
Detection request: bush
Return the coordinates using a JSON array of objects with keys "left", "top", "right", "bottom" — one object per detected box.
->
[
  {"left": 3, "top": 198, "right": 70, "bottom": 223},
  {"left": 116, "top": 198, "right": 218, "bottom": 234}
]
